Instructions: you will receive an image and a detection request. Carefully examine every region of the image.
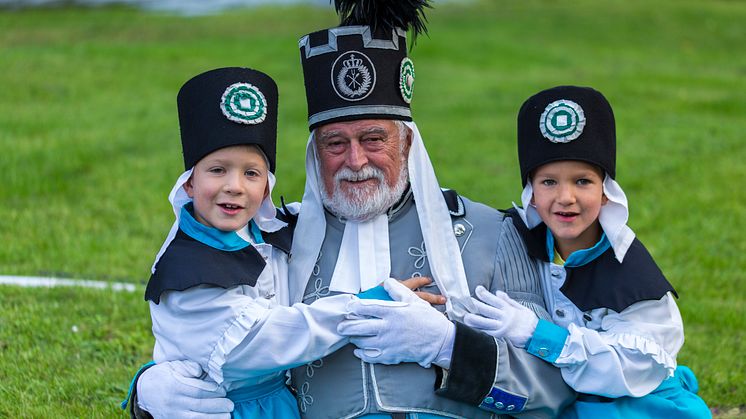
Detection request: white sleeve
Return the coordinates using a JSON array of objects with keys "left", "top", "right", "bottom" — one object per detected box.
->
[
  {"left": 554, "top": 292, "right": 683, "bottom": 397},
  {"left": 219, "top": 294, "right": 353, "bottom": 383},
  {"left": 150, "top": 285, "right": 353, "bottom": 385}
]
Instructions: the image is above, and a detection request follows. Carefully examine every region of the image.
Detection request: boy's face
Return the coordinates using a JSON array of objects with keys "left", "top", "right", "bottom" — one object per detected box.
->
[
  {"left": 184, "top": 145, "right": 269, "bottom": 232},
  {"left": 531, "top": 160, "right": 608, "bottom": 256}
]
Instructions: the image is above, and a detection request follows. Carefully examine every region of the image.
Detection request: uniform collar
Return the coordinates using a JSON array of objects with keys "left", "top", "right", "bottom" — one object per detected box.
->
[{"left": 179, "top": 203, "right": 257, "bottom": 251}]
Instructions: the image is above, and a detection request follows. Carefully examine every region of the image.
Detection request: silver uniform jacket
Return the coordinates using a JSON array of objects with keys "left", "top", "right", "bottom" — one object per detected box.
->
[{"left": 291, "top": 190, "right": 575, "bottom": 418}]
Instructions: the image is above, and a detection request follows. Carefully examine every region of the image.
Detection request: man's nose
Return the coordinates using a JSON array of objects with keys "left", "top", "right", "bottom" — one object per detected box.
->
[{"left": 346, "top": 141, "right": 369, "bottom": 171}]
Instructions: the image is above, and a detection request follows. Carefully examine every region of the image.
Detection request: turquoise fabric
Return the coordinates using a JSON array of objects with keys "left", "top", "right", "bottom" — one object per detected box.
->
[
  {"left": 228, "top": 378, "right": 300, "bottom": 419},
  {"left": 526, "top": 319, "right": 570, "bottom": 363},
  {"left": 357, "top": 285, "right": 394, "bottom": 301},
  {"left": 546, "top": 229, "right": 611, "bottom": 267},
  {"left": 560, "top": 366, "right": 711, "bottom": 419},
  {"left": 120, "top": 361, "right": 155, "bottom": 410},
  {"left": 179, "top": 203, "right": 252, "bottom": 251}
]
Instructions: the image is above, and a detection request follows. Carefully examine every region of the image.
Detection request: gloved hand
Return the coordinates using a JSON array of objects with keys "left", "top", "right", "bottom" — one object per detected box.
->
[
  {"left": 463, "top": 286, "right": 539, "bottom": 348},
  {"left": 137, "top": 360, "right": 234, "bottom": 419},
  {"left": 337, "top": 277, "right": 455, "bottom": 368}
]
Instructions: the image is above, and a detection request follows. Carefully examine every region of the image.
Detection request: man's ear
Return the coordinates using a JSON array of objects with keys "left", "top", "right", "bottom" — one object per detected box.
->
[{"left": 183, "top": 176, "right": 195, "bottom": 198}]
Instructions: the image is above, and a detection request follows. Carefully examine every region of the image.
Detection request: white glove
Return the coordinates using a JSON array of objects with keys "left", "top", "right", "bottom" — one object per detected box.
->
[
  {"left": 137, "top": 360, "right": 234, "bottom": 419},
  {"left": 463, "top": 286, "right": 539, "bottom": 348},
  {"left": 337, "top": 278, "right": 456, "bottom": 368}
]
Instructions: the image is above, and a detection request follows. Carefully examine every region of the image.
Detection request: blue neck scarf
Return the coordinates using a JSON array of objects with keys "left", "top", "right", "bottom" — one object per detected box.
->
[{"left": 179, "top": 203, "right": 264, "bottom": 251}]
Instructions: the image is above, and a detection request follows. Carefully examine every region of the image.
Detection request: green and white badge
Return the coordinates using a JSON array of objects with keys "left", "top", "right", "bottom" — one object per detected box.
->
[
  {"left": 220, "top": 82, "right": 267, "bottom": 124},
  {"left": 399, "top": 57, "right": 415, "bottom": 104},
  {"left": 540, "top": 99, "right": 585, "bottom": 143}
]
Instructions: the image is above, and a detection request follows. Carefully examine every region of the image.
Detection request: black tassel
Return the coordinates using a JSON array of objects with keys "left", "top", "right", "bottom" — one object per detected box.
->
[{"left": 332, "top": 0, "right": 432, "bottom": 42}]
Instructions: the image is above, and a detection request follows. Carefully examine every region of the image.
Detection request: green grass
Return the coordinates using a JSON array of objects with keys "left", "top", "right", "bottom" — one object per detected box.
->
[{"left": 1, "top": 0, "right": 744, "bottom": 416}]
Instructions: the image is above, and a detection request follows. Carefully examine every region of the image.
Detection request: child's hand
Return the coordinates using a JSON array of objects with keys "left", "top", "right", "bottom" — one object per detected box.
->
[
  {"left": 399, "top": 276, "right": 447, "bottom": 305},
  {"left": 463, "top": 286, "right": 538, "bottom": 348}
]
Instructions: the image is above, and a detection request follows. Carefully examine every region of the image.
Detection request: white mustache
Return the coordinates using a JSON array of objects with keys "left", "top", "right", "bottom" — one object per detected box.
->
[{"left": 335, "top": 166, "right": 385, "bottom": 183}]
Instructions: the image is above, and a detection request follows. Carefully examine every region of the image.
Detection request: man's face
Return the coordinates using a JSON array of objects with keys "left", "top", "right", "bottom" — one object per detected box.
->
[{"left": 315, "top": 119, "right": 410, "bottom": 221}]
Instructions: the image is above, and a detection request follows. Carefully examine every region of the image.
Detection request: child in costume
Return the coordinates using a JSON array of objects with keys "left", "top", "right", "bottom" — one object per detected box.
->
[
  {"left": 140, "top": 67, "right": 358, "bottom": 418},
  {"left": 464, "top": 86, "right": 710, "bottom": 418}
]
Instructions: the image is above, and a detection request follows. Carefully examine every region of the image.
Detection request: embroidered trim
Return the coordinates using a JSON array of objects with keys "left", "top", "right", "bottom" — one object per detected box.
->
[
  {"left": 299, "top": 26, "right": 407, "bottom": 58},
  {"left": 308, "top": 105, "right": 411, "bottom": 127},
  {"left": 407, "top": 241, "right": 427, "bottom": 270}
]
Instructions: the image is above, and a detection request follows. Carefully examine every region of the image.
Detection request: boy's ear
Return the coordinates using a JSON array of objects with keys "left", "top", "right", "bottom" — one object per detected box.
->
[
  {"left": 263, "top": 182, "right": 270, "bottom": 199},
  {"left": 601, "top": 193, "right": 609, "bottom": 205},
  {"left": 183, "top": 176, "right": 195, "bottom": 198}
]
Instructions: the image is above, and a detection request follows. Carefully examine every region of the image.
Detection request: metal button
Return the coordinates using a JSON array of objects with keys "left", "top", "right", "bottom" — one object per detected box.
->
[
  {"left": 483, "top": 396, "right": 494, "bottom": 404},
  {"left": 454, "top": 223, "right": 466, "bottom": 237},
  {"left": 583, "top": 313, "right": 593, "bottom": 322},
  {"left": 506, "top": 405, "right": 515, "bottom": 411},
  {"left": 555, "top": 309, "right": 565, "bottom": 318},
  {"left": 495, "top": 402, "right": 504, "bottom": 410},
  {"left": 537, "top": 347, "right": 549, "bottom": 357}
]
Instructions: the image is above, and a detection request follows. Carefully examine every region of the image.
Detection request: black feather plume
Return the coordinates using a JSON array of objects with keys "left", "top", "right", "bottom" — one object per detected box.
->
[{"left": 333, "top": 0, "right": 432, "bottom": 42}]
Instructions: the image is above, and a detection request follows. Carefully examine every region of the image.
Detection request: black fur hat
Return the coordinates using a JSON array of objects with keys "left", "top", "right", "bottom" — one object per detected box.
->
[
  {"left": 177, "top": 67, "right": 278, "bottom": 171},
  {"left": 299, "top": 0, "right": 431, "bottom": 130},
  {"left": 517, "top": 85, "right": 616, "bottom": 185}
]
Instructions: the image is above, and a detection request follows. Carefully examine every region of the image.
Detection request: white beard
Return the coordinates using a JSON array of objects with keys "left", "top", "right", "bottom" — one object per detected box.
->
[{"left": 320, "top": 161, "right": 409, "bottom": 222}]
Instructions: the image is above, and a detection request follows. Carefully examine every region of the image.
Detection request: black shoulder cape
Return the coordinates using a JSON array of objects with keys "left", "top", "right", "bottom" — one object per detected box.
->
[
  {"left": 145, "top": 221, "right": 294, "bottom": 304},
  {"left": 503, "top": 208, "right": 677, "bottom": 312}
]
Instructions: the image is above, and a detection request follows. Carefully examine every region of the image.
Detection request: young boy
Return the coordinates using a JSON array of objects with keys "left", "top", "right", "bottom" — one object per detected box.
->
[
  {"left": 140, "top": 67, "right": 357, "bottom": 418},
  {"left": 464, "top": 86, "right": 710, "bottom": 418}
]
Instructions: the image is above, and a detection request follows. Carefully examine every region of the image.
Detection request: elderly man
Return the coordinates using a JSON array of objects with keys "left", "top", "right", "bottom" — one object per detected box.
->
[{"left": 129, "top": 2, "right": 575, "bottom": 418}]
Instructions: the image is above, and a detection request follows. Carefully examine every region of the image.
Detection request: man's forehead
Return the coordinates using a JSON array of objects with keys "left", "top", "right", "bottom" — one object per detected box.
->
[{"left": 317, "top": 119, "right": 397, "bottom": 139}]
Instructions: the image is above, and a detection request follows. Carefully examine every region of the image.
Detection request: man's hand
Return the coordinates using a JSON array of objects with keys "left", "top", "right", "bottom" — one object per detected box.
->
[
  {"left": 463, "top": 286, "right": 539, "bottom": 348},
  {"left": 338, "top": 278, "right": 455, "bottom": 368},
  {"left": 137, "top": 360, "right": 233, "bottom": 419},
  {"left": 399, "top": 276, "right": 446, "bottom": 305}
]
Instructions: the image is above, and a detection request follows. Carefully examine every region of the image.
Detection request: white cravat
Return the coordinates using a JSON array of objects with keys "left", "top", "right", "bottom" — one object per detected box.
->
[{"left": 329, "top": 214, "right": 391, "bottom": 294}]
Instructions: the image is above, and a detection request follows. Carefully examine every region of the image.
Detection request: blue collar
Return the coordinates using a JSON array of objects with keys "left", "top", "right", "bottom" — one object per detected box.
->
[
  {"left": 179, "top": 203, "right": 264, "bottom": 251},
  {"left": 546, "top": 229, "right": 611, "bottom": 268}
]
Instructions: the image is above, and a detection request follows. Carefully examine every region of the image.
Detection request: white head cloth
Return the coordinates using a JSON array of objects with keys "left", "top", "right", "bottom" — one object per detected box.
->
[
  {"left": 288, "top": 121, "right": 474, "bottom": 320},
  {"left": 513, "top": 174, "right": 635, "bottom": 262},
  {"left": 150, "top": 167, "right": 285, "bottom": 273}
]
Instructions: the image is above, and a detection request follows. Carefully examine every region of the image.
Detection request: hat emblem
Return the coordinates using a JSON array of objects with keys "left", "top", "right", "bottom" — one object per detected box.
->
[
  {"left": 332, "top": 51, "right": 376, "bottom": 101},
  {"left": 220, "top": 82, "right": 267, "bottom": 125},
  {"left": 399, "top": 57, "right": 415, "bottom": 104},
  {"left": 539, "top": 99, "right": 586, "bottom": 143}
]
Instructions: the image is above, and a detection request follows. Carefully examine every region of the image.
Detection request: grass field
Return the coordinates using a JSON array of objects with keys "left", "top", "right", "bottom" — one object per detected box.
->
[{"left": 1, "top": 0, "right": 744, "bottom": 416}]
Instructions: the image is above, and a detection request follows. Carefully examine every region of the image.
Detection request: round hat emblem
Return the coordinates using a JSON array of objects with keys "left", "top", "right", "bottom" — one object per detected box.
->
[
  {"left": 399, "top": 57, "right": 415, "bottom": 104},
  {"left": 220, "top": 82, "right": 267, "bottom": 124},
  {"left": 331, "top": 51, "right": 376, "bottom": 101},
  {"left": 539, "top": 99, "right": 586, "bottom": 143}
]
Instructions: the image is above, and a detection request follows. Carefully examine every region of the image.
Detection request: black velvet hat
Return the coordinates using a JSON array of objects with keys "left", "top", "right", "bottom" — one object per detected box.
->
[
  {"left": 177, "top": 67, "right": 278, "bottom": 171},
  {"left": 299, "top": 0, "right": 431, "bottom": 130},
  {"left": 517, "top": 85, "right": 616, "bottom": 186}
]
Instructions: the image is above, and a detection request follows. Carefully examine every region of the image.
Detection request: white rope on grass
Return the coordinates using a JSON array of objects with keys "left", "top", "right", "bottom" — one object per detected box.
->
[{"left": 0, "top": 275, "right": 139, "bottom": 292}]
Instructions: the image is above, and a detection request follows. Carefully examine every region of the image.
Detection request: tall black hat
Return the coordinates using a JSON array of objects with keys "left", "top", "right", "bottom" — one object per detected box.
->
[
  {"left": 177, "top": 67, "right": 278, "bottom": 171},
  {"left": 517, "top": 85, "right": 616, "bottom": 186},
  {"left": 299, "top": 0, "right": 431, "bottom": 130}
]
